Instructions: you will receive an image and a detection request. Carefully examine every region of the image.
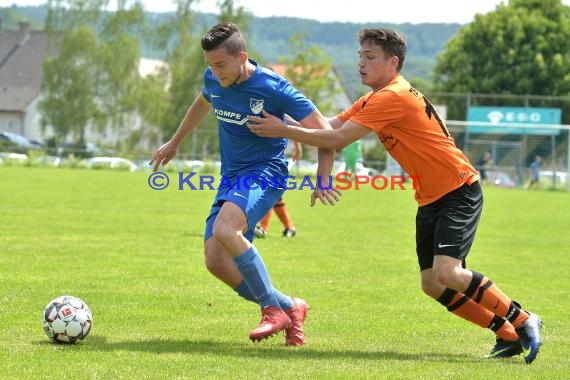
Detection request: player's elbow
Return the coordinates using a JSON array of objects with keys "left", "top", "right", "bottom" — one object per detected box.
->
[
  {"left": 330, "top": 135, "right": 350, "bottom": 150},
  {"left": 318, "top": 137, "right": 343, "bottom": 150},
  {"left": 330, "top": 140, "right": 346, "bottom": 150}
]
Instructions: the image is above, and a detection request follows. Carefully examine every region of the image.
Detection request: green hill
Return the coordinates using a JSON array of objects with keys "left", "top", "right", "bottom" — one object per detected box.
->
[{"left": 1, "top": 4, "right": 461, "bottom": 98}]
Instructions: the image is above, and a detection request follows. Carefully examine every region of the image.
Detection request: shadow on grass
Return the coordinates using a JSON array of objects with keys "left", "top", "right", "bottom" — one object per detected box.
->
[
  {"left": 180, "top": 232, "right": 205, "bottom": 238},
  {"left": 71, "top": 336, "right": 480, "bottom": 363}
]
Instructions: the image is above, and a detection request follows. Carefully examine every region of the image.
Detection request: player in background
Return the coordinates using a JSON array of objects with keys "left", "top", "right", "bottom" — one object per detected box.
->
[
  {"left": 476, "top": 151, "right": 493, "bottom": 186},
  {"left": 525, "top": 155, "right": 542, "bottom": 190},
  {"left": 248, "top": 28, "right": 542, "bottom": 363},
  {"left": 150, "top": 22, "right": 339, "bottom": 346},
  {"left": 342, "top": 140, "right": 362, "bottom": 175},
  {"left": 255, "top": 139, "right": 301, "bottom": 238}
]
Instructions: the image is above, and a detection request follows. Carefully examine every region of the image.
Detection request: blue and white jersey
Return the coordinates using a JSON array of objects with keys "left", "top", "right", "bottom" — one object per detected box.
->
[{"left": 202, "top": 59, "right": 316, "bottom": 179}]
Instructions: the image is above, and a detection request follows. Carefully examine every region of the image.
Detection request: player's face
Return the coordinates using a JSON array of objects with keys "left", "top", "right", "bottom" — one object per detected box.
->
[
  {"left": 204, "top": 48, "right": 246, "bottom": 87},
  {"left": 358, "top": 41, "right": 399, "bottom": 91}
]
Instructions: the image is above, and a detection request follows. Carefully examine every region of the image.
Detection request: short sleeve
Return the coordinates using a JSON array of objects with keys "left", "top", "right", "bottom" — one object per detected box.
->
[
  {"left": 201, "top": 69, "right": 212, "bottom": 103},
  {"left": 344, "top": 90, "right": 404, "bottom": 133},
  {"left": 274, "top": 80, "right": 316, "bottom": 122}
]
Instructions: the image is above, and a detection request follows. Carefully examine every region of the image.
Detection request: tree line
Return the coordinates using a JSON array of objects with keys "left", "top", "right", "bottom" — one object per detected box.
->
[
  {"left": 3, "top": 0, "right": 570, "bottom": 158},
  {"left": 33, "top": 0, "right": 338, "bottom": 157}
]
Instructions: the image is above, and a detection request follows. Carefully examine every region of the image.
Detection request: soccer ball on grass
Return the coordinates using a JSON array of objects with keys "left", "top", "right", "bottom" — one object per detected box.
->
[{"left": 43, "top": 295, "right": 93, "bottom": 344}]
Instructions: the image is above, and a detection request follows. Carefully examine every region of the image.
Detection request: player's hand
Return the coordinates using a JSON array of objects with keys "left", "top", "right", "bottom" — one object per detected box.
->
[
  {"left": 310, "top": 176, "right": 342, "bottom": 207},
  {"left": 149, "top": 141, "right": 179, "bottom": 172},
  {"left": 247, "top": 110, "right": 287, "bottom": 138}
]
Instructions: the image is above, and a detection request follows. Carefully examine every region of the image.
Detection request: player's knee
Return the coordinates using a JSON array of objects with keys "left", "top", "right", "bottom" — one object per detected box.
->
[
  {"left": 204, "top": 254, "right": 217, "bottom": 274},
  {"left": 204, "top": 248, "right": 216, "bottom": 271},
  {"left": 211, "top": 222, "right": 236, "bottom": 242},
  {"left": 432, "top": 267, "right": 457, "bottom": 289},
  {"left": 421, "top": 278, "right": 442, "bottom": 299},
  {"left": 204, "top": 251, "right": 226, "bottom": 277}
]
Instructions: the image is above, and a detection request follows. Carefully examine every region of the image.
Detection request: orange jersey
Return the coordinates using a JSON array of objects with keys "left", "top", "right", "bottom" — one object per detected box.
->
[{"left": 338, "top": 74, "right": 478, "bottom": 206}]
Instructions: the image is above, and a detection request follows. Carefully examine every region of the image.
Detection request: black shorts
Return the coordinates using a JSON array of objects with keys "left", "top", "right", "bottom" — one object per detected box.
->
[{"left": 415, "top": 181, "right": 483, "bottom": 271}]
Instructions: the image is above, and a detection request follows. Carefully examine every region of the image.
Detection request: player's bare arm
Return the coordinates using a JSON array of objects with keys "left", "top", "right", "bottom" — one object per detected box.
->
[
  {"left": 150, "top": 94, "right": 211, "bottom": 171},
  {"left": 292, "top": 139, "right": 302, "bottom": 161},
  {"left": 294, "top": 109, "right": 342, "bottom": 206},
  {"left": 248, "top": 110, "right": 370, "bottom": 151},
  {"left": 283, "top": 113, "right": 346, "bottom": 129},
  {"left": 328, "top": 116, "right": 344, "bottom": 130}
]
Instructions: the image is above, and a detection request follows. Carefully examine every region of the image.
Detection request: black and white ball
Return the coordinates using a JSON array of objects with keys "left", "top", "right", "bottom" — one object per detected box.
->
[{"left": 43, "top": 295, "right": 93, "bottom": 344}]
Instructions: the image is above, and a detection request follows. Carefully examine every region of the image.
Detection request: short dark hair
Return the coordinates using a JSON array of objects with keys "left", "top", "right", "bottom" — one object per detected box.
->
[
  {"left": 358, "top": 28, "right": 406, "bottom": 72},
  {"left": 200, "top": 22, "right": 247, "bottom": 56}
]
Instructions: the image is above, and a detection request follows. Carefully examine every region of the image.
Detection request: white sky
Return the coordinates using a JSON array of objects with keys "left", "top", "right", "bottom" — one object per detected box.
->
[{"left": 7, "top": 0, "right": 569, "bottom": 24}]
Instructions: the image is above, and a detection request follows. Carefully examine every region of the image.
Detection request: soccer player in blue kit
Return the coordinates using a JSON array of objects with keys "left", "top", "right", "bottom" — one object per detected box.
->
[{"left": 150, "top": 22, "right": 339, "bottom": 345}]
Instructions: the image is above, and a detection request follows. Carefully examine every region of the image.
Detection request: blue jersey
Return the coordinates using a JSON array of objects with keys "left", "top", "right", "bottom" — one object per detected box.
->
[{"left": 202, "top": 59, "right": 316, "bottom": 179}]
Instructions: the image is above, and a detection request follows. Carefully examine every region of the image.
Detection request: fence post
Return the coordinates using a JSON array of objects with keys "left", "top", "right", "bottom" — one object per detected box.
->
[
  {"left": 567, "top": 130, "right": 570, "bottom": 192},
  {"left": 464, "top": 92, "right": 472, "bottom": 153}
]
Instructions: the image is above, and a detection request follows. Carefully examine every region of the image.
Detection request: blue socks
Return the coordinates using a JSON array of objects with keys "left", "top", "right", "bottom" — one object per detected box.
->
[
  {"left": 234, "top": 281, "right": 256, "bottom": 302},
  {"left": 233, "top": 246, "right": 282, "bottom": 308},
  {"left": 274, "top": 288, "right": 293, "bottom": 310},
  {"left": 234, "top": 281, "right": 293, "bottom": 310}
]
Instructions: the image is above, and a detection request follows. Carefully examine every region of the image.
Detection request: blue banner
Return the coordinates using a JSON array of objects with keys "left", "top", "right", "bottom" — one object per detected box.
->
[{"left": 467, "top": 106, "right": 561, "bottom": 135}]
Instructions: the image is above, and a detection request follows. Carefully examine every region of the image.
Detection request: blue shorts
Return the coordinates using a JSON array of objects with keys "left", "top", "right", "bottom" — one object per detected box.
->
[{"left": 204, "top": 176, "right": 285, "bottom": 242}]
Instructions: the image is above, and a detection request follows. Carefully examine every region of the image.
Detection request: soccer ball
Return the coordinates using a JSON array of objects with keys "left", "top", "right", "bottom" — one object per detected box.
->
[{"left": 43, "top": 295, "right": 93, "bottom": 344}]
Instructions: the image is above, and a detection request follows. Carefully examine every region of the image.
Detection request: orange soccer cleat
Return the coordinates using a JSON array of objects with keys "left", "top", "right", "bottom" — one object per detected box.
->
[
  {"left": 249, "top": 306, "right": 291, "bottom": 342},
  {"left": 285, "top": 298, "right": 309, "bottom": 346}
]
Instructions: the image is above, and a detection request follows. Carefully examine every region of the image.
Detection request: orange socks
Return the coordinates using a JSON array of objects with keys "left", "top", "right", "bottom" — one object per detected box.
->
[
  {"left": 273, "top": 199, "right": 294, "bottom": 230},
  {"left": 259, "top": 210, "right": 273, "bottom": 231},
  {"left": 260, "top": 199, "right": 294, "bottom": 232},
  {"left": 464, "top": 271, "right": 529, "bottom": 329},
  {"left": 435, "top": 271, "right": 531, "bottom": 341},
  {"left": 437, "top": 288, "right": 518, "bottom": 341}
]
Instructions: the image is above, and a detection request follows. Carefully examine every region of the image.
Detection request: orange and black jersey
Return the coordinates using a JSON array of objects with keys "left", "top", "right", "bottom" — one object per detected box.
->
[{"left": 338, "top": 74, "right": 478, "bottom": 206}]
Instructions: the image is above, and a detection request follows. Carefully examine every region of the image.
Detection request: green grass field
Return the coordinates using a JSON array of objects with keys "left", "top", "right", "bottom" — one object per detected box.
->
[{"left": 1, "top": 166, "right": 569, "bottom": 379}]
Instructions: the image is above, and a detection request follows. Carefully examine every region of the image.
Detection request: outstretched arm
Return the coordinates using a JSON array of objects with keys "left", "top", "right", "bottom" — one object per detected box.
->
[
  {"left": 248, "top": 109, "right": 370, "bottom": 151},
  {"left": 291, "top": 109, "right": 341, "bottom": 206},
  {"left": 150, "top": 94, "right": 211, "bottom": 171}
]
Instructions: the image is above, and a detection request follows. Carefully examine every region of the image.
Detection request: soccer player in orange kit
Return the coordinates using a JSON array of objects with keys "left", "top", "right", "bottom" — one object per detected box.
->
[{"left": 248, "top": 28, "right": 542, "bottom": 363}]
